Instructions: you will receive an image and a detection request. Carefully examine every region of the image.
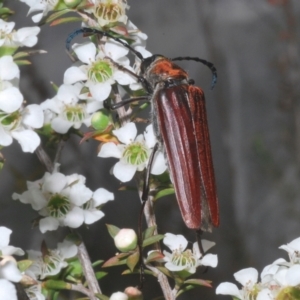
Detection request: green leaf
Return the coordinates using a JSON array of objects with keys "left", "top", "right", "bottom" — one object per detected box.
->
[
  {"left": 176, "top": 285, "right": 195, "bottom": 297},
  {"left": 106, "top": 224, "right": 120, "bottom": 238},
  {"left": 143, "top": 225, "right": 156, "bottom": 240},
  {"left": 43, "top": 280, "right": 72, "bottom": 290},
  {"left": 102, "top": 253, "right": 130, "bottom": 268},
  {"left": 92, "top": 260, "right": 104, "bottom": 268},
  {"left": 95, "top": 271, "right": 107, "bottom": 280},
  {"left": 184, "top": 278, "right": 212, "bottom": 288},
  {"left": 13, "top": 51, "right": 29, "bottom": 59},
  {"left": 95, "top": 294, "right": 109, "bottom": 300},
  {"left": 142, "top": 234, "right": 164, "bottom": 247},
  {"left": 145, "top": 251, "right": 164, "bottom": 263},
  {"left": 50, "top": 16, "right": 83, "bottom": 26},
  {"left": 154, "top": 188, "right": 175, "bottom": 201},
  {"left": 45, "top": 9, "right": 70, "bottom": 23},
  {"left": 126, "top": 251, "right": 140, "bottom": 272},
  {"left": 14, "top": 59, "right": 31, "bottom": 66},
  {"left": 122, "top": 268, "right": 153, "bottom": 276}
]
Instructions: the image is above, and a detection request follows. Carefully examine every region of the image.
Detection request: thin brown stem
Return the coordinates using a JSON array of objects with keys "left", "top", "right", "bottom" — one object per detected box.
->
[
  {"left": 35, "top": 145, "right": 53, "bottom": 173},
  {"left": 77, "top": 242, "right": 101, "bottom": 299},
  {"left": 112, "top": 86, "right": 174, "bottom": 299}
]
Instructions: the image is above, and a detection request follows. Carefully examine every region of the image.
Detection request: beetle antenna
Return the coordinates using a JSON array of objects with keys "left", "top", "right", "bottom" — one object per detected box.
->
[
  {"left": 171, "top": 57, "right": 217, "bottom": 89},
  {"left": 66, "top": 28, "right": 144, "bottom": 61}
]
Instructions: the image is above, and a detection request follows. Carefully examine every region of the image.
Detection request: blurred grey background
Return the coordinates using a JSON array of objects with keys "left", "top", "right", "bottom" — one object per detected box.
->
[{"left": 2, "top": 0, "right": 300, "bottom": 299}]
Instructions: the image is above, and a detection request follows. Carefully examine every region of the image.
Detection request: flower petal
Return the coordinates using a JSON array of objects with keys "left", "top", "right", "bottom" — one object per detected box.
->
[
  {"left": 63, "top": 207, "right": 84, "bottom": 228},
  {"left": 83, "top": 210, "right": 104, "bottom": 224},
  {"left": 0, "top": 56, "right": 19, "bottom": 80},
  {"left": 216, "top": 282, "right": 241, "bottom": 298},
  {"left": 113, "top": 161, "right": 137, "bottom": 182},
  {"left": 0, "top": 126, "right": 12, "bottom": 146},
  {"left": 98, "top": 142, "right": 122, "bottom": 158},
  {"left": 0, "top": 279, "right": 18, "bottom": 300},
  {"left": 73, "top": 42, "right": 96, "bottom": 64},
  {"left": 234, "top": 267, "right": 258, "bottom": 287},
  {"left": 201, "top": 254, "right": 218, "bottom": 268},
  {"left": 64, "top": 66, "right": 87, "bottom": 85},
  {"left": 163, "top": 233, "right": 188, "bottom": 251},
  {"left": 0, "top": 87, "right": 23, "bottom": 113},
  {"left": 22, "top": 104, "right": 44, "bottom": 128},
  {"left": 0, "top": 227, "right": 11, "bottom": 249},
  {"left": 39, "top": 217, "right": 59, "bottom": 233},
  {"left": 93, "top": 188, "right": 114, "bottom": 205},
  {"left": 286, "top": 265, "right": 300, "bottom": 286},
  {"left": 11, "top": 130, "right": 40, "bottom": 153},
  {"left": 0, "top": 262, "right": 22, "bottom": 282},
  {"left": 113, "top": 122, "right": 137, "bottom": 145},
  {"left": 151, "top": 152, "right": 167, "bottom": 175}
]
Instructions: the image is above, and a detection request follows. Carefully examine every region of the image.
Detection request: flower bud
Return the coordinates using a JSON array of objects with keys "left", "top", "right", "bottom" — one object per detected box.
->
[
  {"left": 114, "top": 229, "right": 137, "bottom": 252},
  {"left": 91, "top": 110, "right": 111, "bottom": 131},
  {"left": 63, "top": 0, "right": 81, "bottom": 8},
  {"left": 124, "top": 286, "right": 143, "bottom": 300},
  {"left": 110, "top": 291, "right": 128, "bottom": 300}
]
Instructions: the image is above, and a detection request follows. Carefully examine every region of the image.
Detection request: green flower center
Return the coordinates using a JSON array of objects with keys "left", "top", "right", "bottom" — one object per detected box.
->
[
  {"left": 94, "top": 1, "right": 124, "bottom": 22},
  {"left": 0, "top": 111, "right": 21, "bottom": 130},
  {"left": 63, "top": 105, "right": 86, "bottom": 123},
  {"left": 171, "top": 248, "right": 197, "bottom": 269},
  {"left": 47, "top": 194, "right": 71, "bottom": 218},
  {"left": 87, "top": 59, "right": 113, "bottom": 83},
  {"left": 122, "top": 142, "right": 149, "bottom": 166}
]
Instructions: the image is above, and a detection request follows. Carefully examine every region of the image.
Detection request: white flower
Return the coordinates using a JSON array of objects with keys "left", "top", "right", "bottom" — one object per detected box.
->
[
  {"left": 98, "top": 123, "right": 166, "bottom": 182},
  {"left": 89, "top": 0, "right": 129, "bottom": 27},
  {"left": 64, "top": 41, "right": 136, "bottom": 102},
  {"left": 0, "top": 279, "right": 18, "bottom": 300},
  {"left": 162, "top": 233, "right": 217, "bottom": 274},
  {"left": 0, "top": 20, "right": 40, "bottom": 47},
  {"left": 12, "top": 172, "right": 114, "bottom": 233},
  {"left": 19, "top": 0, "right": 59, "bottom": 23},
  {"left": 27, "top": 240, "right": 77, "bottom": 280},
  {"left": 41, "top": 83, "right": 101, "bottom": 134},
  {"left": 0, "top": 104, "right": 43, "bottom": 152}
]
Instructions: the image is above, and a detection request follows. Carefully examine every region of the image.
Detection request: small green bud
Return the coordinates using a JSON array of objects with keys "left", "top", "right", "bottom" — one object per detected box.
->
[
  {"left": 114, "top": 229, "right": 137, "bottom": 252},
  {"left": 91, "top": 110, "right": 111, "bottom": 131},
  {"left": 63, "top": 0, "right": 81, "bottom": 8}
]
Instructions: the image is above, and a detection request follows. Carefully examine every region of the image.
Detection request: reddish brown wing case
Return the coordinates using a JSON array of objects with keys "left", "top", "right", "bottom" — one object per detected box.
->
[{"left": 154, "top": 84, "right": 219, "bottom": 231}]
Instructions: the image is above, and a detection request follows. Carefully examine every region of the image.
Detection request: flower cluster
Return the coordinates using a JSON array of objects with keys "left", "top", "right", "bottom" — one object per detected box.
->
[
  {"left": 12, "top": 170, "right": 114, "bottom": 233},
  {"left": 216, "top": 237, "right": 300, "bottom": 300},
  {"left": 0, "top": 20, "right": 43, "bottom": 153}
]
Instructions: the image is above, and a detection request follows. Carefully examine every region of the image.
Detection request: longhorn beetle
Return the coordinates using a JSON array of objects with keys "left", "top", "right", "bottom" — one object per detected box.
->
[{"left": 67, "top": 27, "right": 219, "bottom": 259}]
